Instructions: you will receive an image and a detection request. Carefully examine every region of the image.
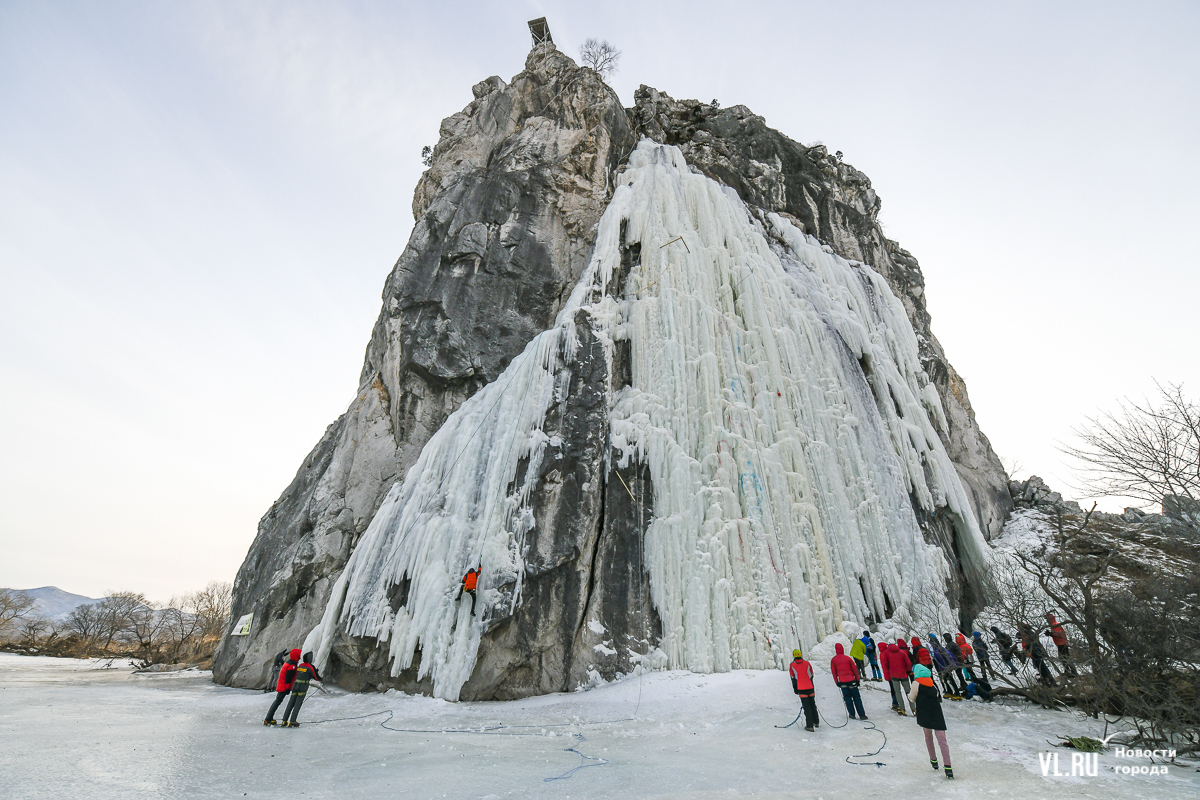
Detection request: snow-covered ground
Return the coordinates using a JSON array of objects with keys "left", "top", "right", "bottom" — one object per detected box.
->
[{"left": 2, "top": 653, "right": 1194, "bottom": 799}]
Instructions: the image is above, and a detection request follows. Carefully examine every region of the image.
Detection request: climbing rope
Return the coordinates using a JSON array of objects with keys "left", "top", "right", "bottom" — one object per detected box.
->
[{"left": 303, "top": 707, "right": 626, "bottom": 782}]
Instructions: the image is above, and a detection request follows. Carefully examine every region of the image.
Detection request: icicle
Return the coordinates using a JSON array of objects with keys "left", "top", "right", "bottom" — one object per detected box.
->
[{"left": 309, "top": 140, "right": 982, "bottom": 699}]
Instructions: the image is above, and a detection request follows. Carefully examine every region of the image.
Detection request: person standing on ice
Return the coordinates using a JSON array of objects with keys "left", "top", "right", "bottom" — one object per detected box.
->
[
  {"left": 264, "top": 648, "right": 300, "bottom": 726},
  {"left": 861, "top": 631, "right": 883, "bottom": 681},
  {"left": 830, "top": 643, "right": 867, "bottom": 720},
  {"left": 887, "top": 643, "right": 914, "bottom": 716},
  {"left": 788, "top": 648, "right": 820, "bottom": 732},
  {"left": 1044, "top": 613, "right": 1076, "bottom": 677},
  {"left": 971, "top": 631, "right": 993, "bottom": 681},
  {"left": 881, "top": 640, "right": 896, "bottom": 709},
  {"left": 848, "top": 636, "right": 868, "bottom": 683},
  {"left": 989, "top": 626, "right": 1019, "bottom": 675},
  {"left": 457, "top": 567, "right": 479, "bottom": 617},
  {"left": 264, "top": 648, "right": 290, "bottom": 693},
  {"left": 1020, "top": 623, "right": 1057, "bottom": 686},
  {"left": 281, "top": 651, "right": 322, "bottom": 728},
  {"left": 928, "top": 635, "right": 962, "bottom": 699},
  {"left": 908, "top": 664, "right": 953, "bottom": 779}
]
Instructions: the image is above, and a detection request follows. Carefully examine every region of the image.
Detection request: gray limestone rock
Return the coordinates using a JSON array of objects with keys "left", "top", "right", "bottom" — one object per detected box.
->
[
  {"left": 216, "top": 48, "right": 1013, "bottom": 694},
  {"left": 214, "top": 44, "right": 636, "bottom": 689}
]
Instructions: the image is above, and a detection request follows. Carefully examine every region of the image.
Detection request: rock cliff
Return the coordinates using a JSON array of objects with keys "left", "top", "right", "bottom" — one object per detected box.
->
[{"left": 214, "top": 43, "right": 1011, "bottom": 697}]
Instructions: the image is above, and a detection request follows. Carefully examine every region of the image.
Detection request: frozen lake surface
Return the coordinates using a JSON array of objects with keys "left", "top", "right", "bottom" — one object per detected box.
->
[{"left": 2, "top": 653, "right": 1193, "bottom": 798}]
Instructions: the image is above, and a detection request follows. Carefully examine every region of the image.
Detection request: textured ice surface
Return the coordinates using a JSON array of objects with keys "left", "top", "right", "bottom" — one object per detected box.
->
[
  {"left": 5, "top": 653, "right": 1190, "bottom": 799},
  {"left": 306, "top": 141, "right": 987, "bottom": 699}
]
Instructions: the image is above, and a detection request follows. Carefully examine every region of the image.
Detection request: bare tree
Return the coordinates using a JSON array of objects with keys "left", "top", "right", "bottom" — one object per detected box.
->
[
  {"left": 192, "top": 581, "right": 232, "bottom": 640},
  {"left": 579, "top": 38, "right": 620, "bottom": 79},
  {"left": 65, "top": 602, "right": 100, "bottom": 645},
  {"left": 1013, "top": 504, "right": 1109, "bottom": 658},
  {"left": 1061, "top": 382, "right": 1199, "bottom": 510},
  {"left": 0, "top": 589, "right": 34, "bottom": 640}
]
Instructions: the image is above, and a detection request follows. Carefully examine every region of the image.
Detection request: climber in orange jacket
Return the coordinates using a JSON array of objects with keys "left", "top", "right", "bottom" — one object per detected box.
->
[
  {"left": 458, "top": 567, "right": 479, "bottom": 617},
  {"left": 788, "top": 649, "right": 820, "bottom": 732}
]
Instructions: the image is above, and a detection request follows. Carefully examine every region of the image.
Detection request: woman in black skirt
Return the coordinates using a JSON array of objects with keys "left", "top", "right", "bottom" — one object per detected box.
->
[{"left": 909, "top": 664, "right": 953, "bottom": 779}]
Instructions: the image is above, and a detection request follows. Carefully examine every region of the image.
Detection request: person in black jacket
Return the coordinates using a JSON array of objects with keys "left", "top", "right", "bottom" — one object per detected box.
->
[
  {"left": 971, "top": 631, "right": 993, "bottom": 681},
  {"left": 264, "top": 648, "right": 290, "bottom": 693},
  {"left": 1019, "top": 623, "right": 1056, "bottom": 686},
  {"left": 282, "top": 652, "right": 323, "bottom": 728},
  {"left": 989, "top": 626, "right": 1019, "bottom": 675}
]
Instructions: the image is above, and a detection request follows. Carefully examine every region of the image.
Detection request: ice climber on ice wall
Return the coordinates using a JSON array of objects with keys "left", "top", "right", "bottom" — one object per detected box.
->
[{"left": 302, "top": 140, "right": 990, "bottom": 701}]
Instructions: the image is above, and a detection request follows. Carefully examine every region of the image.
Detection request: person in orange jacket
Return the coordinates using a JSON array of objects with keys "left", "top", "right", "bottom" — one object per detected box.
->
[
  {"left": 1044, "top": 613, "right": 1076, "bottom": 677},
  {"left": 830, "top": 643, "right": 867, "bottom": 720},
  {"left": 458, "top": 567, "right": 479, "bottom": 616},
  {"left": 264, "top": 648, "right": 301, "bottom": 726},
  {"left": 788, "top": 648, "right": 820, "bottom": 732}
]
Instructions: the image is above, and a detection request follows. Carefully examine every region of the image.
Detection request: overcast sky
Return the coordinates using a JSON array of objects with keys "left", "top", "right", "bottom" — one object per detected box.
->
[{"left": 2, "top": 1, "right": 1197, "bottom": 600}]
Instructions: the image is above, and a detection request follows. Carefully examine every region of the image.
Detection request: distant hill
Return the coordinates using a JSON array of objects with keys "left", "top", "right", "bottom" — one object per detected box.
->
[{"left": 3, "top": 586, "right": 100, "bottom": 620}]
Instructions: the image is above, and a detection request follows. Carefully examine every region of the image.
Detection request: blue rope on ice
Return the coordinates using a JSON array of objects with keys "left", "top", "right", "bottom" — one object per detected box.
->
[{"left": 542, "top": 733, "right": 610, "bottom": 782}]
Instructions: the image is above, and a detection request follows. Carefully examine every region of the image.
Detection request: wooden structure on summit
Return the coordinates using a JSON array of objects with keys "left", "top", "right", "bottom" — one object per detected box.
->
[{"left": 527, "top": 18, "right": 553, "bottom": 46}]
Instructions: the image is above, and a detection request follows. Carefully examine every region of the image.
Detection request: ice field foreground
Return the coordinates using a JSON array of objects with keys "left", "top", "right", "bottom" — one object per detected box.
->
[{"left": 2, "top": 654, "right": 1194, "bottom": 799}]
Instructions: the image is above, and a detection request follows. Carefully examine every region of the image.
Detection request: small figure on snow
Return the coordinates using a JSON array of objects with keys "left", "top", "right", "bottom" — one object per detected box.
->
[
  {"left": 788, "top": 648, "right": 820, "bottom": 732},
  {"left": 928, "top": 635, "right": 962, "bottom": 699},
  {"left": 1044, "top": 613, "right": 1076, "bottom": 677},
  {"left": 971, "top": 631, "right": 993, "bottom": 681},
  {"left": 1019, "top": 623, "right": 1057, "bottom": 686},
  {"left": 908, "top": 664, "right": 954, "bottom": 779},
  {"left": 848, "top": 636, "right": 868, "bottom": 682},
  {"left": 264, "top": 648, "right": 300, "bottom": 726},
  {"left": 989, "top": 626, "right": 1020, "bottom": 675},
  {"left": 886, "top": 642, "right": 914, "bottom": 716},
  {"left": 861, "top": 631, "right": 883, "bottom": 681},
  {"left": 264, "top": 648, "right": 290, "bottom": 693},
  {"left": 830, "top": 643, "right": 867, "bottom": 720},
  {"left": 458, "top": 567, "right": 480, "bottom": 617},
  {"left": 281, "top": 651, "right": 323, "bottom": 728}
]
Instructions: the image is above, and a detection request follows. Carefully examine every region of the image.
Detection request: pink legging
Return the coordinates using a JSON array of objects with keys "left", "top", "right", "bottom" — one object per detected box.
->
[{"left": 923, "top": 727, "right": 951, "bottom": 766}]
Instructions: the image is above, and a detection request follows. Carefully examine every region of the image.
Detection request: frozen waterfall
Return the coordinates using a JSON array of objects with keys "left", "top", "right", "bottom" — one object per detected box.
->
[{"left": 305, "top": 140, "right": 987, "bottom": 699}]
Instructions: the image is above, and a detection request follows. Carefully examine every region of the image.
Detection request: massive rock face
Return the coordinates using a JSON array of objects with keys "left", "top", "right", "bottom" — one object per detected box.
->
[
  {"left": 214, "top": 44, "right": 1011, "bottom": 696},
  {"left": 214, "top": 45, "right": 636, "bottom": 689}
]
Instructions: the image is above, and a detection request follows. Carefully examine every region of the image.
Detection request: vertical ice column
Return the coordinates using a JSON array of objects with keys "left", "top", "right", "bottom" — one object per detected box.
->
[{"left": 306, "top": 140, "right": 985, "bottom": 699}]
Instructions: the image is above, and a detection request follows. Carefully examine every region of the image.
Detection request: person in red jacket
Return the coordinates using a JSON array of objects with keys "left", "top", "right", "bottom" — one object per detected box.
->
[
  {"left": 1044, "top": 613, "right": 1076, "bottom": 677},
  {"left": 264, "top": 648, "right": 301, "bottom": 726},
  {"left": 281, "top": 651, "right": 323, "bottom": 728},
  {"left": 913, "top": 641, "right": 939, "bottom": 695},
  {"left": 888, "top": 642, "right": 914, "bottom": 715},
  {"left": 788, "top": 648, "right": 820, "bottom": 732},
  {"left": 830, "top": 642, "right": 867, "bottom": 720},
  {"left": 898, "top": 639, "right": 915, "bottom": 678},
  {"left": 880, "top": 639, "right": 895, "bottom": 708}
]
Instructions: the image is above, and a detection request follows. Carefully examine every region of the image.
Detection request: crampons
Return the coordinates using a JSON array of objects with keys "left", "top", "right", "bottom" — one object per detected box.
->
[
  {"left": 931, "top": 758, "right": 939, "bottom": 770},
  {"left": 945, "top": 766, "right": 954, "bottom": 779}
]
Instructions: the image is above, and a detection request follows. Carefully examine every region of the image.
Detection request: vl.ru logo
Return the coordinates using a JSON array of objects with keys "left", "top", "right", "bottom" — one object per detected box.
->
[{"left": 1039, "top": 751, "right": 1098, "bottom": 777}]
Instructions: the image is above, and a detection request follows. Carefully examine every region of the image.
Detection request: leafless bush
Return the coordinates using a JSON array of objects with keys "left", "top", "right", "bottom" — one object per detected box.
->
[
  {"left": 579, "top": 38, "right": 620, "bottom": 79},
  {"left": 15, "top": 582, "right": 233, "bottom": 666},
  {"left": 982, "top": 508, "right": 1200, "bottom": 751},
  {"left": 0, "top": 588, "right": 35, "bottom": 640}
]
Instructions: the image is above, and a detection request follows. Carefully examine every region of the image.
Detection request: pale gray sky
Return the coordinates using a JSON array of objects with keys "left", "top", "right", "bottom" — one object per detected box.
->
[{"left": 2, "top": 1, "right": 1197, "bottom": 600}]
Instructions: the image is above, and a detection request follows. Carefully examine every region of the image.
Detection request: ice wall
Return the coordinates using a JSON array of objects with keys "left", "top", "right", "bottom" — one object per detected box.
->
[{"left": 305, "top": 141, "right": 987, "bottom": 699}]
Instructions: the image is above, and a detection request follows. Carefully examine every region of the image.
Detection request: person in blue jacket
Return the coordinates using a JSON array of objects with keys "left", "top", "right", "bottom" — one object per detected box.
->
[
  {"left": 928, "top": 634, "right": 963, "bottom": 699},
  {"left": 861, "top": 631, "right": 883, "bottom": 681}
]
